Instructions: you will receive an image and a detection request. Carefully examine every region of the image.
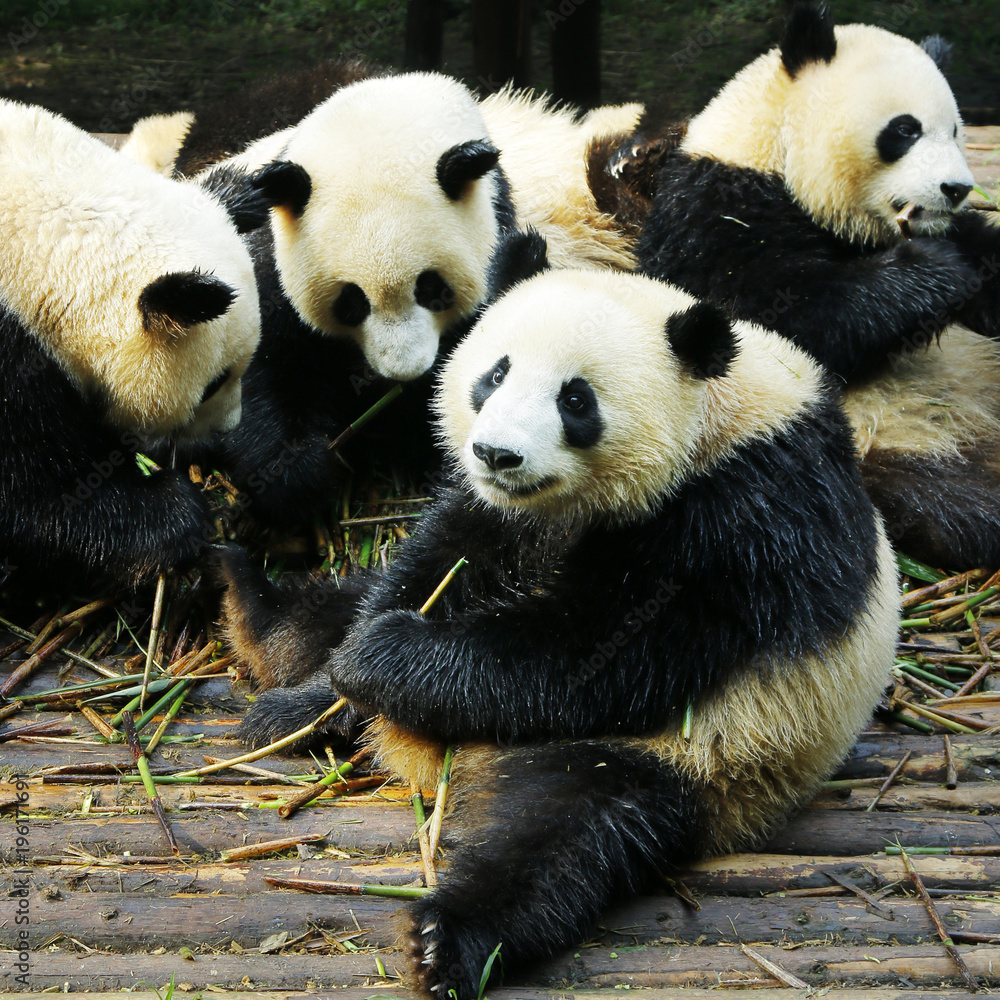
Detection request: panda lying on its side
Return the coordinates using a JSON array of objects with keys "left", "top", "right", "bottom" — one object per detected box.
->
[
  {"left": 0, "top": 100, "right": 261, "bottom": 590},
  {"left": 592, "top": 2, "right": 1000, "bottom": 569},
  {"left": 212, "top": 233, "right": 899, "bottom": 998},
  {"left": 124, "top": 70, "right": 641, "bottom": 530}
]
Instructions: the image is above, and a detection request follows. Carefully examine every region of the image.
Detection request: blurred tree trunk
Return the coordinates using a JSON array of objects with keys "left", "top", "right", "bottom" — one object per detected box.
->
[
  {"left": 404, "top": 0, "right": 445, "bottom": 71},
  {"left": 472, "top": 0, "right": 531, "bottom": 93},
  {"left": 548, "top": 0, "right": 601, "bottom": 107}
]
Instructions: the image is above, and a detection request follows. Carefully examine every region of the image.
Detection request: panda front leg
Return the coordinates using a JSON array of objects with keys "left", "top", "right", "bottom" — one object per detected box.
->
[
  {"left": 404, "top": 740, "right": 702, "bottom": 999},
  {"left": 210, "top": 543, "right": 368, "bottom": 689}
]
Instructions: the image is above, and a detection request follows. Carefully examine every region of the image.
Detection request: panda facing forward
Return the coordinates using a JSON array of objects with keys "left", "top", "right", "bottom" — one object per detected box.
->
[
  {"left": 215, "top": 235, "right": 899, "bottom": 997},
  {"left": 0, "top": 99, "right": 260, "bottom": 590},
  {"left": 593, "top": 2, "right": 1000, "bottom": 568}
]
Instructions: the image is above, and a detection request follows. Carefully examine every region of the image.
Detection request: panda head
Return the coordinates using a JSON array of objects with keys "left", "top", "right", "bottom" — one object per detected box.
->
[
  {"left": 435, "top": 266, "right": 750, "bottom": 525},
  {"left": 0, "top": 99, "right": 260, "bottom": 442},
  {"left": 682, "top": 3, "right": 974, "bottom": 245},
  {"left": 252, "top": 73, "right": 503, "bottom": 382}
]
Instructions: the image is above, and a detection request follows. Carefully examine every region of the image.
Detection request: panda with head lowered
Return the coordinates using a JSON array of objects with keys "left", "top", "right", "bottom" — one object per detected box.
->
[
  {"left": 212, "top": 232, "right": 899, "bottom": 998},
  {"left": 592, "top": 2, "right": 1000, "bottom": 569},
  {"left": 123, "top": 70, "right": 640, "bottom": 530},
  {"left": 0, "top": 99, "right": 261, "bottom": 590}
]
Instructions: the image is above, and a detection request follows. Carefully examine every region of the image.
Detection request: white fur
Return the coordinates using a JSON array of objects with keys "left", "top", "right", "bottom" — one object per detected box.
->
[
  {"left": 0, "top": 100, "right": 259, "bottom": 440},
  {"left": 683, "top": 23, "right": 973, "bottom": 245},
  {"left": 436, "top": 269, "right": 825, "bottom": 525},
  {"left": 119, "top": 112, "right": 194, "bottom": 176},
  {"left": 480, "top": 88, "right": 641, "bottom": 269},
  {"left": 269, "top": 72, "right": 500, "bottom": 382}
]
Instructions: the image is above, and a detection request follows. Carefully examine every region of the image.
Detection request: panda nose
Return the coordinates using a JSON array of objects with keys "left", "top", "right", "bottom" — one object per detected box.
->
[
  {"left": 940, "top": 181, "right": 972, "bottom": 207},
  {"left": 472, "top": 442, "right": 523, "bottom": 471}
]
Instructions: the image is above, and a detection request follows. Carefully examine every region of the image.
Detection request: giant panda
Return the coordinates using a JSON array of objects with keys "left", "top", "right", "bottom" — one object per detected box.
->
[
  {"left": 590, "top": 2, "right": 1000, "bottom": 569},
  {"left": 0, "top": 99, "right": 261, "bottom": 590},
  {"left": 123, "top": 71, "right": 640, "bottom": 528},
  {"left": 211, "top": 233, "right": 899, "bottom": 996}
]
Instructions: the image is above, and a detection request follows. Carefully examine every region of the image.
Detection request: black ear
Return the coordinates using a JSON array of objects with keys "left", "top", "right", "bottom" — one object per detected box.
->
[
  {"left": 251, "top": 160, "right": 312, "bottom": 216},
  {"left": 919, "top": 34, "right": 953, "bottom": 71},
  {"left": 437, "top": 139, "right": 499, "bottom": 200},
  {"left": 487, "top": 229, "right": 550, "bottom": 299},
  {"left": 665, "top": 301, "right": 738, "bottom": 380},
  {"left": 780, "top": 2, "right": 836, "bottom": 78},
  {"left": 199, "top": 164, "right": 271, "bottom": 234},
  {"left": 139, "top": 272, "right": 237, "bottom": 340}
]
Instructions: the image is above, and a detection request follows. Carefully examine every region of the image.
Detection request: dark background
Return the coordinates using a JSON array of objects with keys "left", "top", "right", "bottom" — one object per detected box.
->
[{"left": 0, "top": 0, "right": 997, "bottom": 136}]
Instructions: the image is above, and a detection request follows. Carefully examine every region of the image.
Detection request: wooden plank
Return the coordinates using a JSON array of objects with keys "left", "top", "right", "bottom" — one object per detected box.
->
[
  {"left": 680, "top": 852, "right": 1000, "bottom": 894},
  {"left": 967, "top": 126, "right": 1000, "bottom": 191},
  {"left": 811, "top": 782, "right": 1000, "bottom": 812},
  {"left": 6, "top": 888, "right": 997, "bottom": 952},
  {"left": 3, "top": 947, "right": 998, "bottom": 992},
  {"left": 835, "top": 733, "right": 1000, "bottom": 783}
]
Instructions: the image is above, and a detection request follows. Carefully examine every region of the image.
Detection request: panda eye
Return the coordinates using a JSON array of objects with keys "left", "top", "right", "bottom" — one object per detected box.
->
[
  {"left": 954, "top": 123, "right": 959, "bottom": 138},
  {"left": 562, "top": 393, "right": 586, "bottom": 411},
  {"left": 415, "top": 270, "right": 455, "bottom": 313},
  {"left": 895, "top": 118, "right": 921, "bottom": 140},
  {"left": 491, "top": 366, "right": 506, "bottom": 386},
  {"left": 333, "top": 282, "right": 371, "bottom": 327}
]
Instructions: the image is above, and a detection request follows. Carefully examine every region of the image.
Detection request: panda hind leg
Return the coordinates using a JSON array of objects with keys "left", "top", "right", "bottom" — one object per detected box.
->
[
  {"left": 209, "top": 543, "right": 367, "bottom": 689},
  {"left": 862, "top": 450, "right": 1000, "bottom": 568},
  {"left": 405, "top": 740, "right": 702, "bottom": 1000}
]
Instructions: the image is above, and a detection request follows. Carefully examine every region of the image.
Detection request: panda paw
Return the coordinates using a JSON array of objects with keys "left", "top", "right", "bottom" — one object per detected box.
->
[
  {"left": 406, "top": 900, "right": 500, "bottom": 1000},
  {"left": 236, "top": 680, "right": 363, "bottom": 749}
]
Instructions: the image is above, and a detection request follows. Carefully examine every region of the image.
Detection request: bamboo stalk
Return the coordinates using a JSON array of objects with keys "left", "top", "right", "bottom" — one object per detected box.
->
[
  {"left": 900, "top": 569, "right": 990, "bottom": 609},
  {"left": 264, "top": 875, "right": 429, "bottom": 898},
  {"left": 173, "top": 697, "right": 348, "bottom": 777},
  {"left": 427, "top": 746, "right": 454, "bottom": 860},
  {"left": 0, "top": 622, "right": 84, "bottom": 698},
  {"left": 411, "top": 781, "right": 437, "bottom": 887},
  {"left": 944, "top": 734, "right": 958, "bottom": 790},
  {"left": 221, "top": 833, "right": 326, "bottom": 862},
  {"left": 866, "top": 749, "right": 913, "bottom": 812},
  {"left": 121, "top": 711, "right": 179, "bottom": 856},
  {"left": 277, "top": 759, "right": 354, "bottom": 818},
  {"left": 140, "top": 573, "right": 168, "bottom": 711},
  {"left": 897, "top": 845, "right": 979, "bottom": 992}
]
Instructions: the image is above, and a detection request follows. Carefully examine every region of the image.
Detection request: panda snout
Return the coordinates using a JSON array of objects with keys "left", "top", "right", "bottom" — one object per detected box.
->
[
  {"left": 472, "top": 442, "right": 523, "bottom": 471},
  {"left": 940, "top": 181, "right": 972, "bottom": 208}
]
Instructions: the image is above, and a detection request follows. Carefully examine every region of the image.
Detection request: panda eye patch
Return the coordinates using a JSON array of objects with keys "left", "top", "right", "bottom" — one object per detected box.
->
[
  {"left": 559, "top": 378, "right": 603, "bottom": 448},
  {"left": 199, "top": 368, "right": 231, "bottom": 405},
  {"left": 333, "top": 283, "right": 371, "bottom": 327},
  {"left": 876, "top": 114, "right": 922, "bottom": 163},
  {"left": 471, "top": 355, "right": 509, "bottom": 412},
  {"left": 415, "top": 270, "right": 456, "bottom": 313}
]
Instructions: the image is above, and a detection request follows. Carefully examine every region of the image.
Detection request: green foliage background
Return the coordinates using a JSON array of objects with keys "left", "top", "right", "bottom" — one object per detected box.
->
[{"left": 0, "top": 1, "right": 997, "bottom": 130}]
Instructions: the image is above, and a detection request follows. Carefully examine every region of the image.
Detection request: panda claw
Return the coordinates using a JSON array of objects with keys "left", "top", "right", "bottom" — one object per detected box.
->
[{"left": 422, "top": 920, "right": 438, "bottom": 934}]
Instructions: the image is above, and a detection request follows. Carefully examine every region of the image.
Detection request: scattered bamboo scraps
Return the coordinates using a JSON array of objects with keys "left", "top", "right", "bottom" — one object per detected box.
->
[{"left": 121, "top": 710, "right": 179, "bottom": 856}]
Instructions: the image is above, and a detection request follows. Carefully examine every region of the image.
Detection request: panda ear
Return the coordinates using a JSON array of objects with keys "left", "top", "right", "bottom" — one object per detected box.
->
[
  {"left": 487, "top": 229, "right": 550, "bottom": 299},
  {"left": 251, "top": 160, "right": 312, "bottom": 216},
  {"left": 665, "top": 301, "right": 738, "bottom": 380},
  {"left": 139, "top": 272, "right": 237, "bottom": 341},
  {"left": 920, "top": 35, "right": 954, "bottom": 71},
  {"left": 780, "top": 2, "right": 837, "bottom": 79},
  {"left": 199, "top": 165, "right": 271, "bottom": 234},
  {"left": 437, "top": 140, "right": 500, "bottom": 200}
]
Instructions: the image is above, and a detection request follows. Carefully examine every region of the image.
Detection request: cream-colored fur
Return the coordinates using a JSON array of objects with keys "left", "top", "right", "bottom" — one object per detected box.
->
[
  {"left": 480, "top": 88, "right": 642, "bottom": 270},
  {"left": 683, "top": 23, "right": 972, "bottom": 245},
  {"left": 119, "top": 112, "right": 194, "bottom": 176},
  {"left": 436, "top": 269, "right": 826, "bottom": 525},
  {"left": 844, "top": 324, "right": 1000, "bottom": 462},
  {"left": 647, "top": 526, "right": 898, "bottom": 850},
  {"left": 269, "top": 73, "right": 500, "bottom": 382},
  {"left": 0, "top": 99, "right": 259, "bottom": 439}
]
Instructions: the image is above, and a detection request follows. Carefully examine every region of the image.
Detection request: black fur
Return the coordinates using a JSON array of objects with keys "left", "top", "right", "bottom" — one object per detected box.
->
[
  {"left": 197, "top": 164, "right": 271, "bottom": 234},
  {"left": 919, "top": 34, "right": 954, "bottom": 71},
  {"left": 876, "top": 114, "right": 922, "bottom": 164},
  {"left": 665, "top": 300, "right": 738, "bottom": 379},
  {"left": 636, "top": 152, "right": 986, "bottom": 380},
  {"left": 252, "top": 161, "right": 312, "bottom": 216},
  {"left": 861, "top": 450, "right": 1000, "bottom": 568},
  {"left": 408, "top": 741, "right": 702, "bottom": 999},
  {"left": 485, "top": 228, "right": 550, "bottom": 296},
  {"left": 947, "top": 210, "right": 1000, "bottom": 339},
  {"left": 138, "top": 272, "right": 236, "bottom": 339},
  {"left": 436, "top": 140, "right": 500, "bottom": 200},
  {"left": 780, "top": 2, "right": 836, "bottom": 78},
  {"left": 196, "top": 223, "right": 528, "bottom": 530},
  {"left": 470, "top": 356, "right": 509, "bottom": 414},
  {"left": 0, "top": 303, "right": 213, "bottom": 591},
  {"left": 557, "top": 377, "right": 603, "bottom": 448},
  {"left": 229, "top": 381, "right": 883, "bottom": 995}
]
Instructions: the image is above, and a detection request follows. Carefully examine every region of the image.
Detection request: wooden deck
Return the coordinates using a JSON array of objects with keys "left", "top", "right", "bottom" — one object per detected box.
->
[{"left": 0, "top": 127, "right": 999, "bottom": 1000}]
